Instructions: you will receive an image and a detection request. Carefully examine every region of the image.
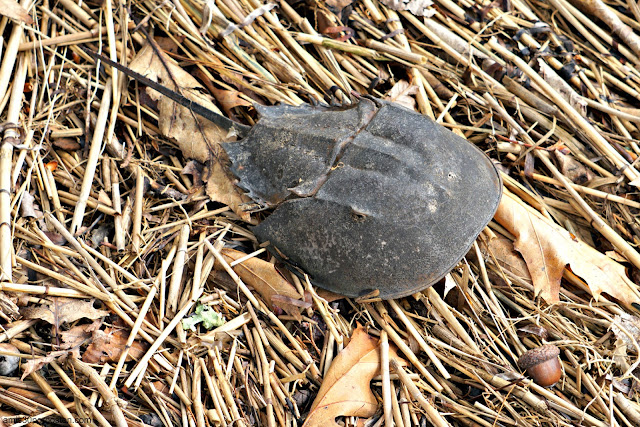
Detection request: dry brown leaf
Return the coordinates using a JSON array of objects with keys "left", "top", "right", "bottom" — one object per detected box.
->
[
  {"left": 182, "top": 160, "right": 204, "bottom": 185},
  {"left": 218, "top": 248, "right": 305, "bottom": 319},
  {"left": 208, "top": 87, "right": 252, "bottom": 116},
  {"left": 129, "top": 44, "right": 251, "bottom": 221},
  {"left": 60, "top": 319, "right": 102, "bottom": 350},
  {"left": 611, "top": 314, "right": 640, "bottom": 353},
  {"left": 553, "top": 150, "right": 594, "bottom": 185},
  {"left": 494, "top": 191, "right": 640, "bottom": 305},
  {"left": 479, "top": 236, "right": 532, "bottom": 284},
  {"left": 21, "top": 350, "right": 68, "bottom": 380},
  {"left": 385, "top": 80, "right": 418, "bottom": 111},
  {"left": 380, "top": 0, "right": 435, "bottom": 17},
  {"left": 303, "top": 326, "right": 404, "bottom": 427},
  {"left": 21, "top": 298, "right": 109, "bottom": 325},
  {"left": 0, "top": 0, "right": 33, "bottom": 24},
  {"left": 82, "top": 327, "right": 149, "bottom": 363},
  {"left": 52, "top": 137, "right": 81, "bottom": 151},
  {"left": 314, "top": 288, "right": 347, "bottom": 303},
  {"left": 19, "top": 191, "right": 40, "bottom": 219}
]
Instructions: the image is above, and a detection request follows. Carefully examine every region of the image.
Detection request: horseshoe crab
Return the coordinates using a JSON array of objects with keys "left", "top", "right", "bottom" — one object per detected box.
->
[{"left": 87, "top": 50, "right": 502, "bottom": 299}]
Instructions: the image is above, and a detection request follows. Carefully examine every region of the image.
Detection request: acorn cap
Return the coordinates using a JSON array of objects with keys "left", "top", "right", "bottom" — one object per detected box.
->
[{"left": 517, "top": 344, "right": 560, "bottom": 370}]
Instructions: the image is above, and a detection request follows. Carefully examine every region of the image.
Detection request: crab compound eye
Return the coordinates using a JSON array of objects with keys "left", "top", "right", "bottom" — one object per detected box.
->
[{"left": 351, "top": 211, "right": 368, "bottom": 222}]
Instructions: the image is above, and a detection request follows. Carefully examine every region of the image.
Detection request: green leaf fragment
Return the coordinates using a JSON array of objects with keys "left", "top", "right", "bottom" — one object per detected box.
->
[{"left": 181, "top": 304, "right": 225, "bottom": 331}]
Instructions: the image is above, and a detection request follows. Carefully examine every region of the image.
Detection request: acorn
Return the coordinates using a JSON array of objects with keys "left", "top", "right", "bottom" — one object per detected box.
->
[{"left": 517, "top": 344, "right": 562, "bottom": 387}]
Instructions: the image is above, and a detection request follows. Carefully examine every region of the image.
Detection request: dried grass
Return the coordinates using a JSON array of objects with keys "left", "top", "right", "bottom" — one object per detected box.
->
[{"left": 1, "top": 0, "right": 640, "bottom": 425}]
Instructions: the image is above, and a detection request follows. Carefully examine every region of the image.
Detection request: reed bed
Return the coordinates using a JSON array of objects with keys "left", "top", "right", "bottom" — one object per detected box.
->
[{"left": 1, "top": 0, "right": 640, "bottom": 425}]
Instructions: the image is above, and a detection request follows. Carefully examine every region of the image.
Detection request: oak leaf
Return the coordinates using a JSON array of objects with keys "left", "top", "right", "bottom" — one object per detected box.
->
[
  {"left": 303, "top": 326, "right": 404, "bottom": 426},
  {"left": 494, "top": 191, "right": 640, "bottom": 305},
  {"left": 479, "top": 236, "right": 532, "bottom": 284},
  {"left": 208, "top": 86, "right": 252, "bottom": 116},
  {"left": 82, "top": 327, "right": 149, "bottom": 363},
  {"left": 385, "top": 80, "right": 418, "bottom": 111},
  {"left": 217, "top": 248, "right": 307, "bottom": 319},
  {"left": 21, "top": 298, "right": 109, "bottom": 325},
  {"left": 21, "top": 350, "right": 68, "bottom": 380},
  {"left": 129, "top": 44, "right": 251, "bottom": 221},
  {"left": 60, "top": 319, "right": 103, "bottom": 350}
]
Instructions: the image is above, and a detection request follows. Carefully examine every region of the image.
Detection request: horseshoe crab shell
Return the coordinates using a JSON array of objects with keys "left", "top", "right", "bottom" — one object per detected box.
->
[{"left": 223, "top": 98, "right": 502, "bottom": 299}]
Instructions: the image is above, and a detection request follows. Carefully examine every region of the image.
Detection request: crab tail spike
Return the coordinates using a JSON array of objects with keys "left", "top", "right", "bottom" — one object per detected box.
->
[{"left": 81, "top": 47, "right": 251, "bottom": 137}]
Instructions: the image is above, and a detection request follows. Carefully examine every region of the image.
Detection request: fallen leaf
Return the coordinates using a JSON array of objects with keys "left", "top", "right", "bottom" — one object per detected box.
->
[
  {"left": 385, "top": 80, "right": 418, "bottom": 111},
  {"left": 314, "top": 288, "right": 346, "bottom": 303},
  {"left": 21, "top": 298, "right": 109, "bottom": 325},
  {"left": 0, "top": 0, "right": 33, "bottom": 24},
  {"left": 553, "top": 150, "right": 594, "bottom": 185},
  {"left": 611, "top": 314, "right": 640, "bottom": 353},
  {"left": 205, "top": 161, "right": 252, "bottom": 222},
  {"left": 303, "top": 326, "right": 405, "bottom": 427},
  {"left": 217, "top": 248, "right": 305, "bottom": 319},
  {"left": 479, "top": 236, "right": 532, "bottom": 284},
  {"left": 43, "top": 231, "right": 67, "bottom": 245},
  {"left": 380, "top": 0, "right": 435, "bottom": 17},
  {"left": 83, "top": 327, "right": 149, "bottom": 363},
  {"left": 208, "top": 86, "right": 252, "bottom": 117},
  {"left": 517, "top": 324, "right": 549, "bottom": 340},
  {"left": 21, "top": 350, "right": 68, "bottom": 380},
  {"left": 494, "top": 191, "right": 640, "bottom": 305},
  {"left": 19, "top": 192, "right": 40, "bottom": 219},
  {"left": 154, "top": 36, "right": 183, "bottom": 53},
  {"left": 129, "top": 44, "right": 251, "bottom": 221},
  {"left": 52, "top": 138, "right": 81, "bottom": 151},
  {"left": 182, "top": 160, "right": 204, "bottom": 186},
  {"left": 60, "top": 319, "right": 103, "bottom": 350}
]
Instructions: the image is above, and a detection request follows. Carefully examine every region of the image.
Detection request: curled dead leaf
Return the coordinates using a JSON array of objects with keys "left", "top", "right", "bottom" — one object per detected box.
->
[
  {"left": 21, "top": 298, "right": 109, "bottom": 325},
  {"left": 494, "top": 191, "right": 640, "bottom": 305},
  {"left": 216, "top": 248, "right": 305, "bottom": 319},
  {"left": 83, "top": 327, "right": 149, "bottom": 363},
  {"left": 19, "top": 192, "right": 41, "bottom": 219},
  {"left": 303, "top": 325, "right": 406, "bottom": 427},
  {"left": 553, "top": 150, "right": 594, "bottom": 185},
  {"left": 60, "top": 319, "right": 103, "bottom": 350},
  {"left": 52, "top": 138, "right": 81, "bottom": 151},
  {"left": 21, "top": 350, "right": 68, "bottom": 380}
]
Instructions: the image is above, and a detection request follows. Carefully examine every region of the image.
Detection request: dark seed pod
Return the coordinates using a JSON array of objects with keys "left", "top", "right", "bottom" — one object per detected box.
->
[{"left": 517, "top": 344, "right": 562, "bottom": 387}]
